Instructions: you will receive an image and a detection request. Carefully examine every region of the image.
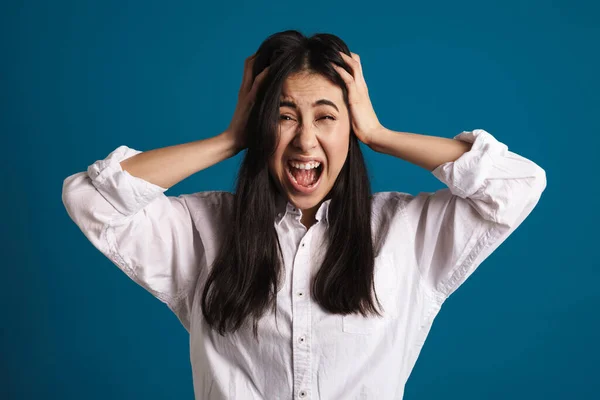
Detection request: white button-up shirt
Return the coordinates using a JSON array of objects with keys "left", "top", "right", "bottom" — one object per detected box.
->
[{"left": 62, "top": 129, "right": 546, "bottom": 399}]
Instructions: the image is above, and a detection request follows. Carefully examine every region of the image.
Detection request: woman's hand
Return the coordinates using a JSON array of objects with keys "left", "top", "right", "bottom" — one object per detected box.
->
[
  {"left": 331, "top": 51, "right": 383, "bottom": 147},
  {"left": 225, "top": 53, "right": 270, "bottom": 154}
]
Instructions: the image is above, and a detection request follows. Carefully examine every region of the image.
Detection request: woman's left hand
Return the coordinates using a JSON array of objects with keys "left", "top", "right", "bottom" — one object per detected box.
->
[{"left": 331, "top": 51, "right": 383, "bottom": 146}]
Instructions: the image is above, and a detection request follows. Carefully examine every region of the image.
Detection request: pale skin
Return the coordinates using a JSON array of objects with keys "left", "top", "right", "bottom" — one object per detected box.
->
[
  {"left": 268, "top": 71, "right": 351, "bottom": 228},
  {"left": 120, "top": 51, "right": 472, "bottom": 230}
]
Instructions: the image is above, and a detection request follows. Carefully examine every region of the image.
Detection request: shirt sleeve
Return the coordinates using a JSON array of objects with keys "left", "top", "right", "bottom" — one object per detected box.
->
[
  {"left": 403, "top": 129, "right": 547, "bottom": 302},
  {"left": 61, "top": 145, "right": 206, "bottom": 333}
]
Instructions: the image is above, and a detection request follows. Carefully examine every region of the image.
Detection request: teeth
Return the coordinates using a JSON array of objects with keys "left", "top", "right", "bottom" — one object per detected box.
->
[{"left": 289, "top": 160, "right": 321, "bottom": 170}]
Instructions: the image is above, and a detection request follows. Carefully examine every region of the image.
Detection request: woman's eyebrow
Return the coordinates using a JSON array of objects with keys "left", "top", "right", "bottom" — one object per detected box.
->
[{"left": 279, "top": 99, "right": 339, "bottom": 112}]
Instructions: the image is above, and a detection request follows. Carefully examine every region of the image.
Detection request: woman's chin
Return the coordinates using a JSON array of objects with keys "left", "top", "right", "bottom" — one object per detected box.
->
[{"left": 286, "top": 188, "right": 327, "bottom": 210}]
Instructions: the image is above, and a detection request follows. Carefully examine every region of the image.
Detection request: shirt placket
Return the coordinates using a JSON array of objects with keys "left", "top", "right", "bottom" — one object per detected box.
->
[{"left": 291, "top": 227, "right": 312, "bottom": 399}]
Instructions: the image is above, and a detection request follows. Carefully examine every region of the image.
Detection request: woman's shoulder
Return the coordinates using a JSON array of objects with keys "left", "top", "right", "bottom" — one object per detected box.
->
[
  {"left": 371, "top": 191, "right": 415, "bottom": 212},
  {"left": 181, "top": 190, "right": 234, "bottom": 205},
  {"left": 174, "top": 191, "right": 236, "bottom": 235},
  {"left": 177, "top": 190, "right": 235, "bottom": 217}
]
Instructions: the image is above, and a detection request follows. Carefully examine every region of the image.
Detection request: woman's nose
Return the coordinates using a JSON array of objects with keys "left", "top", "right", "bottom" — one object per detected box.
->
[{"left": 292, "top": 124, "right": 318, "bottom": 151}]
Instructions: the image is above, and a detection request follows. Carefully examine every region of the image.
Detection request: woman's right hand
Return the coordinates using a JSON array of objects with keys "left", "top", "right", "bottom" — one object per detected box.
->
[{"left": 224, "top": 53, "right": 270, "bottom": 154}]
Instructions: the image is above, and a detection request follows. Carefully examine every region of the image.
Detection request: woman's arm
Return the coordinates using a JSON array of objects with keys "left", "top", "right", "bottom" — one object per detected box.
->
[
  {"left": 61, "top": 53, "right": 270, "bottom": 332},
  {"left": 368, "top": 127, "right": 474, "bottom": 172},
  {"left": 331, "top": 51, "right": 547, "bottom": 299},
  {"left": 119, "top": 54, "right": 270, "bottom": 190},
  {"left": 388, "top": 128, "right": 546, "bottom": 299},
  {"left": 120, "top": 132, "right": 238, "bottom": 190},
  {"left": 62, "top": 135, "right": 237, "bottom": 332}
]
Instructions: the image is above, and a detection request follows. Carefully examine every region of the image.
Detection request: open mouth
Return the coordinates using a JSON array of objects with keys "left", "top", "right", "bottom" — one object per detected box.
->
[{"left": 286, "top": 160, "right": 324, "bottom": 190}]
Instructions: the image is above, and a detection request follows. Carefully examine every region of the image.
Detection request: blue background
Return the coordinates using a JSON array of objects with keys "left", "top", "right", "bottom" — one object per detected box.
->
[{"left": 2, "top": 0, "right": 597, "bottom": 398}]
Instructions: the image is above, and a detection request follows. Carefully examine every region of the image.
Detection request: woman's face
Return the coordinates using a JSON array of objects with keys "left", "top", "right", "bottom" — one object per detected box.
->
[{"left": 268, "top": 71, "right": 351, "bottom": 214}]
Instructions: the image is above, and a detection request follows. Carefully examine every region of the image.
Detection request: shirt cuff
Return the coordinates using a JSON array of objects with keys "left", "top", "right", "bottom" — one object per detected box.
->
[
  {"left": 431, "top": 129, "right": 509, "bottom": 199},
  {"left": 87, "top": 145, "right": 169, "bottom": 217}
]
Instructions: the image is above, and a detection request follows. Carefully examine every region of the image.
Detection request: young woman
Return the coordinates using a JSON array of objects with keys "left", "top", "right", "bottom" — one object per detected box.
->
[{"left": 62, "top": 30, "right": 547, "bottom": 400}]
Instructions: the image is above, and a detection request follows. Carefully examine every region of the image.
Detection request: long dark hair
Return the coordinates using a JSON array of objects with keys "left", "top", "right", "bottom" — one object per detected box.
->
[{"left": 201, "top": 30, "right": 383, "bottom": 339}]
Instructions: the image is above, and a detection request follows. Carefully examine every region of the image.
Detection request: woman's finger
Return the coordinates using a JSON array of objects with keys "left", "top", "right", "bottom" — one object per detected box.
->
[
  {"left": 340, "top": 51, "right": 366, "bottom": 88},
  {"left": 240, "top": 54, "right": 257, "bottom": 95},
  {"left": 331, "top": 61, "right": 355, "bottom": 89},
  {"left": 338, "top": 52, "right": 357, "bottom": 76},
  {"left": 350, "top": 52, "right": 363, "bottom": 75},
  {"left": 248, "top": 66, "right": 270, "bottom": 100}
]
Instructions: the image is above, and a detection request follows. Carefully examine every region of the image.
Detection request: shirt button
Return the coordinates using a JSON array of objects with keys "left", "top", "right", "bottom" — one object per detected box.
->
[
  {"left": 301, "top": 243, "right": 305, "bottom": 247},
  {"left": 299, "top": 390, "right": 307, "bottom": 398},
  {"left": 298, "top": 335, "right": 305, "bottom": 344},
  {"left": 278, "top": 213, "right": 282, "bottom": 217},
  {"left": 297, "top": 291, "right": 304, "bottom": 297}
]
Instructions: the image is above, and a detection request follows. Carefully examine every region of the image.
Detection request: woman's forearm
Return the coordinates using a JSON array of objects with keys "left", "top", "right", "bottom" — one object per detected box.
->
[
  {"left": 368, "top": 127, "right": 473, "bottom": 172},
  {"left": 120, "top": 132, "right": 238, "bottom": 189}
]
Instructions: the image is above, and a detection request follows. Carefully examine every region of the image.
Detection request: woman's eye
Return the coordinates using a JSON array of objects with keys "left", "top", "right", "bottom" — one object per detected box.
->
[{"left": 279, "top": 115, "right": 335, "bottom": 121}]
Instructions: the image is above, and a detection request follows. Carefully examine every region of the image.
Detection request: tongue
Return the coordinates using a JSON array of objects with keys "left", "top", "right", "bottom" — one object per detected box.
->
[{"left": 291, "top": 167, "right": 319, "bottom": 187}]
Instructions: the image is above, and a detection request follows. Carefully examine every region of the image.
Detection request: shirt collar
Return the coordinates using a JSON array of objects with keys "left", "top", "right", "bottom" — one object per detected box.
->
[{"left": 274, "top": 191, "right": 331, "bottom": 226}]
